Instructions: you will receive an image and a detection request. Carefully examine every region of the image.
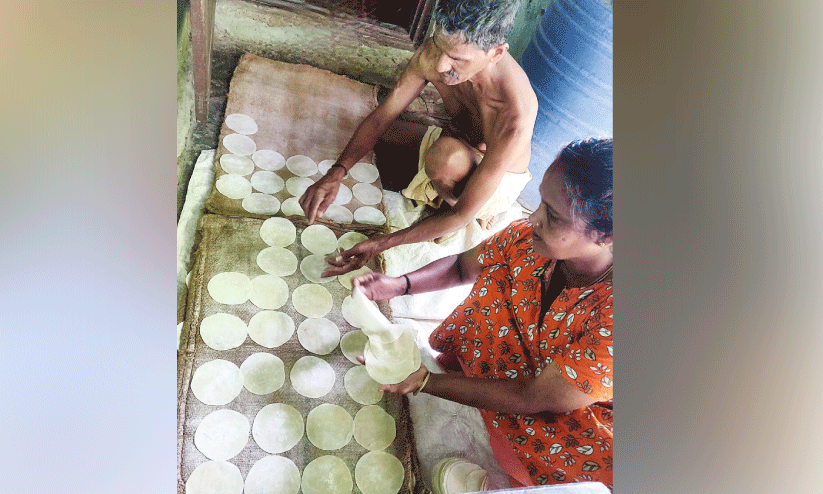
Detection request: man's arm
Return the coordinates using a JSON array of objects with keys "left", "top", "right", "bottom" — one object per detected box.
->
[{"left": 300, "top": 55, "right": 428, "bottom": 224}]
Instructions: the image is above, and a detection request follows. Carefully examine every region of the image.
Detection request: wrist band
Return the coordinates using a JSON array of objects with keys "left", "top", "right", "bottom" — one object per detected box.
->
[
  {"left": 330, "top": 162, "right": 347, "bottom": 176},
  {"left": 402, "top": 274, "right": 411, "bottom": 295},
  {"left": 413, "top": 369, "right": 431, "bottom": 396}
]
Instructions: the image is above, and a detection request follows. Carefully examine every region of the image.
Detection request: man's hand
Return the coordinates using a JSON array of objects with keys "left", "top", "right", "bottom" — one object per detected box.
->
[
  {"left": 352, "top": 272, "right": 406, "bottom": 301},
  {"left": 299, "top": 166, "right": 345, "bottom": 224},
  {"left": 321, "top": 238, "right": 382, "bottom": 277}
]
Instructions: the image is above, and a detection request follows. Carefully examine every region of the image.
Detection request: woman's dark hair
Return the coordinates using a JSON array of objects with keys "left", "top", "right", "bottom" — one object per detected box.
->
[{"left": 556, "top": 137, "right": 613, "bottom": 238}]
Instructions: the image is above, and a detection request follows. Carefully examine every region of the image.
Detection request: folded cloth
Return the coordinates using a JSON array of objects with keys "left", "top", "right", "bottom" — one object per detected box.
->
[{"left": 401, "top": 126, "right": 531, "bottom": 220}]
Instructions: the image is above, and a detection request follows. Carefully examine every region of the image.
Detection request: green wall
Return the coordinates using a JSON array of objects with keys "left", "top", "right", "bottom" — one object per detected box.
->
[{"left": 508, "top": 0, "right": 554, "bottom": 62}]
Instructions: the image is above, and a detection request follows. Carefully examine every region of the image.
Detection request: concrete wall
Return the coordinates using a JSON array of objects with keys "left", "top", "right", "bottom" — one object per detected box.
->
[{"left": 177, "top": 6, "right": 196, "bottom": 218}]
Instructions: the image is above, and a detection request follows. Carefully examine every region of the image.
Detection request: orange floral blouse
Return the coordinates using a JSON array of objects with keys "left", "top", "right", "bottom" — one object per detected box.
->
[{"left": 430, "top": 220, "right": 613, "bottom": 490}]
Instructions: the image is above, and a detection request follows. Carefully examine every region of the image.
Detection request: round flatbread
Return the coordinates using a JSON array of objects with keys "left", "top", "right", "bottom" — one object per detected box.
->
[
  {"left": 340, "top": 295, "right": 361, "bottom": 328},
  {"left": 291, "top": 284, "right": 333, "bottom": 318},
  {"left": 354, "top": 206, "right": 386, "bottom": 225},
  {"left": 285, "top": 176, "right": 315, "bottom": 198},
  {"left": 199, "top": 313, "right": 248, "bottom": 351},
  {"left": 338, "top": 231, "right": 368, "bottom": 251},
  {"left": 332, "top": 183, "right": 352, "bottom": 205},
  {"left": 290, "top": 356, "right": 335, "bottom": 398},
  {"left": 185, "top": 460, "right": 243, "bottom": 494},
  {"left": 244, "top": 455, "right": 301, "bottom": 494},
  {"left": 285, "top": 155, "right": 318, "bottom": 177},
  {"left": 321, "top": 204, "right": 354, "bottom": 224},
  {"left": 242, "top": 193, "right": 281, "bottom": 215},
  {"left": 364, "top": 339, "right": 421, "bottom": 385},
  {"left": 306, "top": 403, "right": 354, "bottom": 450},
  {"left": 194, "top": 409, "right": 250, "bottom": 461},
  {"left": 240, "top": 352, "right": 285, "bottom": 395},
  {"left": 353, "top": 405, "right": 396, "bottom": 451},
  {"left": 225, "top": 113, "right": 258, "bottom": 134},
  {"left": 297, "top": 317, "right": 341, "bottom": 355},
  {"left": 280, "top": 197, "right": 305, "bottom": 216},
  {"left": 207, "top": 272, "right": 252, "bottom": 305},
  {"left": 257, "top": 247, "right": 298, "bottom": 276},
  {"left": 301, "top": 456, "right": 353, "bottom": 494},
  {"left": 250, "top": 170, "right": 285, "bottom": 194},
  {"left": 247, "top": 311, "right": 295, "bottom": 348},
  {"left": 301, "top": 224, "right": 337, "bottom": 255},
  {"left": 349, "top": 162, "right": 379, "bottom": 183},
  {"left": 249, "top": 274, "right": 289, "bottom": 310},
  {"left": 340, "top": 330, "right": 368, "bottom": 365},
  {"left": 300, "top": 255, "right": 336, "bottom": 284},
  {"left": 352, "top": 182, "right": 382, "bottom": 205},
  {"left": 252, "top": 150, "right": 286, "bottom": 171},
  {"left": 220, "top": 154, "right": 254, "bottom": 175},
  {"left": 259, "top": 217, "right": 297, "bottom": 247},
  {"left": 338, "top": 266, "right": 372, "bottom": 290},
  {"left": 216, "top": 174, "right": 252, "bottom": 200},
  {"left": 317, "top": 159, "right": 335, "bottom": 175},
  {"left": 223, "top": 133, "right": 256, "bottom": 156},
  {"left": 190, "top": 359, "right": 243, "bottom": 406},
  {"left": 355, "top": 451, "right": 405, "bottom": 494},
  {"left": 344, "top": 365, "right": 383, "bottom": 405},
  {"left": 252, "top": 403, "right": 304, "bottom": 454}
]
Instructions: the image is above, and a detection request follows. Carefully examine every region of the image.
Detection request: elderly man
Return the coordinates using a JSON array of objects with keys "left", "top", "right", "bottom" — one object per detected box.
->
[{"left": 300, "top": 0, "right": 537, "bottom": 276}]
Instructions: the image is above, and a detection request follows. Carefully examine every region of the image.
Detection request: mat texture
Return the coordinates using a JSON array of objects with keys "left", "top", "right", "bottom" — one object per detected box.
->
[
  {"left": 178, "top": 214, "right": 427, "bottom": 494},
  {"left": 205, "top": 53, "right": 389, "bottom": 233}
]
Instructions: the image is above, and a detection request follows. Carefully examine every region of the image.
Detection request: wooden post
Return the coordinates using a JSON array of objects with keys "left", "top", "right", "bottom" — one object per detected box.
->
[{"left": 190, "top": 0, "right": 217, "bottom": 122}]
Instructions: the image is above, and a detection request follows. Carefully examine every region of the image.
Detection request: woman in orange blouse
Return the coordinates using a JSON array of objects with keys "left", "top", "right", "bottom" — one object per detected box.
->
[{"left": 354, "top": 137, "right": 613, "bottom": 490}]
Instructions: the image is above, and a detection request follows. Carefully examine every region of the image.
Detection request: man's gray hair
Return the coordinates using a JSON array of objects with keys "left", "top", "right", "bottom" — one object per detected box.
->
[{"left": 434, "top": 0, "right": 522, "bottom": 52}]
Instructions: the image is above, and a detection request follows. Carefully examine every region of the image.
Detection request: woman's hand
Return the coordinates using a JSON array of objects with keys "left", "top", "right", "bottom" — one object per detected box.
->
[
  {"left": 353, "top": 272, "right": 406, "bottom": 300},
  {"left": 322, "top": 238, "right": 382, "bottom": 277},
  {"left": 356, "top": 358, "right": 429, "bottom": 395}
]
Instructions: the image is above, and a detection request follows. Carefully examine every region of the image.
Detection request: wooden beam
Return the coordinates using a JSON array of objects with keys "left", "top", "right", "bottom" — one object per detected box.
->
[{"left": 190, "top": 0, "right": 217, "bottom": 122}]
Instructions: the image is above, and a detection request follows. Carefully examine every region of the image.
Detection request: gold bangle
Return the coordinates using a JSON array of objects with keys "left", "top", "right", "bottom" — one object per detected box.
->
[{"left": 413, "top": 370, "right": 431, "bottom": 396}]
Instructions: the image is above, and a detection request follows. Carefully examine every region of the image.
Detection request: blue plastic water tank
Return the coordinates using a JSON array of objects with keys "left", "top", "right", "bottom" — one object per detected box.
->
[{"left": 518, "top": 0, "right": 613, "bottom": 211}]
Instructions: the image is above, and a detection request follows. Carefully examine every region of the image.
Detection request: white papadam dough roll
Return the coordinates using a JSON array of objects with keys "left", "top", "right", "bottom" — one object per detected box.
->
[
  {"left": 340, "top": 330, "right": 368, "bottom": 365},
  {"left": 290, "top": 356, "right": 335, "bottom": 398},
  {"left": 259, "top": 217, "right": 297, "bottom": 247},
  {"left": 464, "top": 467, "right": 489, "bottom": 493},
  {"left": 247, "top": 311, "right": 295, "bottom": 348},
  {"left": 252, "top": 150, "right": 286, "bottom": 171},
  {"left": 185, "top": 460, "right": 243, "bottom": 494},
  {"left": 285, "top": 155, "right": 318, "bottom": 177},
  {"left": 280, "top": 197, "right": 305, "bottom": 217},
  {"left": 199, "top": 313, "right": 248, "bottom": 350},
  {"left": 306, "top": 403, "right": 354, "bottom": 450},
  {"left": 352, "top": 182, "right": 383, "bottom": 205},
  {"left": 354, "top": 206, "right": 387, "bottom": 225},
  {"left": 256, "top": 247, "right": 298, "bottom": 276},
  {"left": 190, "top": 359, "right": 244, "bottom": 406},
  {"left": 338, "top": 231, "right": 368, "bottom": 251},
  {"left": 300, "top": 255, "right": 336, "bottom": 284},
  {"left": 194, "top": 409, "right": 250, "bottom": 461},
  {"left": 349, "top": 162, "right": 380, "bottom": 183},
  {"left": 321, "top": 204, "right": 354, "bottom": 224},
  {"left": 297, "top": 317, "right": 341, "bottom": 355},
  {"left": 244, "top": 455, "right": 301, "bottom": 494},
  {"left": 240, "top": 352, "right": 285, "bottom": 395},
  {"left": 300, "top": 224, "right": 338, "bottom": 256},
  {"left": 225, "top": 113, "right": 258, "bottom": 134},
  {"left": 216, "top": 174, "right": 253, "bottom": 200},
  {"left": 364, "top": 340, "right": 419, "bottom": 385},
  {"left": 291, "top": 284, "right": 333, "bottom": 318},
  {"left": 338, "top": 266, "right": 372, "bottom": 290},
  {"left": 332, "top": 183, "right": 352, "bottom": 205},
  {"left": 285, "top": 176, "right": 315, "bottom": 197},
  {"left": 223, "top": 133, "right": 257, "bottom": 156},
  {"left": 367, "top": 328, "right": 417, "bottom": 362},
  {"left": 207, "top": 272, "right": 252, "bottom": 305},
  {"left": 317, "top": 159, "right": 335, "bottom": 175},
  {"left": 252, "top": 403, "right": 304, "bottom": 454},
  {"left": 249, "top": 274, "right": 289, "bottom": 310},
  {"left": 355, "top": 451, "right": 405, "bottom": 494},
  {"left": 250, "top": 170, "right": 285, "bottom": 194},
  {"left": 220, "top": 154, "right": 255, "bottom": 175},
  {"left": 301, "top": 456, "right": 353, "bottom": 494},
  {"left": 353, "top": 405, "right": 396, "bottom": 451},
  {"left": 344, "top": 365, "right": 383, "bottom": 405},
  {"left": 351, "top": 288, "right": 400, "bottom": 342},
  {"left": 444, "top": 460, "right": 482, "bottom": 494},
  {"left": 242, "top": 193, "right": 281, "bottom": 215}
]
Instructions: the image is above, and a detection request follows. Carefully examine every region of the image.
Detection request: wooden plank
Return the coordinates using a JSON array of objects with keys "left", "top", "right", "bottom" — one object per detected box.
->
[{"left": 190, "top": 0, "right": 217, "bottom": 121}]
